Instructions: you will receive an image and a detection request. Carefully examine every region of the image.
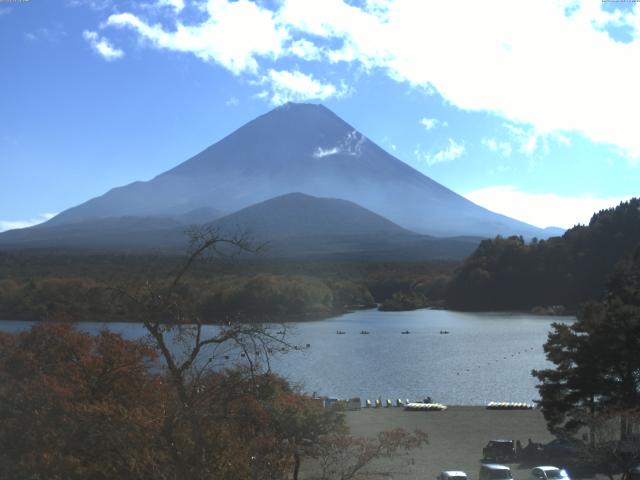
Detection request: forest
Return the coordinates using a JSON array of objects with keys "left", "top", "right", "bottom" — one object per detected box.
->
[
  {"left": 0, "top": 252, "right": 454, "bottom": 322},
  {"left": 446, "top": 198, "right": 640, "bottom": 312}
]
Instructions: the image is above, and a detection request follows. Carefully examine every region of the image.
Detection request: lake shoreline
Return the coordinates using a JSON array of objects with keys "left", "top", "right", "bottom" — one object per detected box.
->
[{"left": 0, "top": 305, "right": 574, "bottom": 325}]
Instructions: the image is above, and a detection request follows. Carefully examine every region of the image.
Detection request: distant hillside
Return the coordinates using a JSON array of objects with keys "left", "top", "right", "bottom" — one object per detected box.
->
[
  {"left": 211, "top": 192, "right": 410, "bottom": 238},
  {"left": 0, "top": 193, "right": 481, "bottom": 260},
  {"left": 445, "top": 198, "right": 640, "bottom": 311},
  {"left": 209, "top": 193, "right": 482, "bottom": 260},
  {"left": 0, "top": 216, "right": 186, "bottom": 251},
  {"left": 37, "top": 102, "right": 551, "bottom": 238}
]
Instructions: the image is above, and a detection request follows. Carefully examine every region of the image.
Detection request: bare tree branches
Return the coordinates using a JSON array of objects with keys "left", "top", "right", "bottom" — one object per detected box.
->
[
  {"left": 107, "top": 226, "right": 295, "bottom": 479},
  {"left": 309, "top": 428, "right": 428, "bottom": 480}
]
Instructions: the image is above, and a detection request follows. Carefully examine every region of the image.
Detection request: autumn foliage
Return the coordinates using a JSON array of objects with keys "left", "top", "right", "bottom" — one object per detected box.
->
[
  {"left": 0, "top": 323, "right": 163, "bottom": 479},
  {"left": 0, "top": 324, "right": 349, "bottom": 479}
]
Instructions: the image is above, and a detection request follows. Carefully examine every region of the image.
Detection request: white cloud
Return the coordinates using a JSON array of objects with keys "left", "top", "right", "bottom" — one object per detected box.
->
[
  {"left": 288, "top": 38, "right": 322, "bottom": 61},
  {"left": 274, "top": 0, "right": 640, "bottom": 162},
  {"left": 554, "top": 133, "right": 572, "bottom": 146},
  {"left": 502, "top": 123, "right": 540, "bottom": 155},
  {"left": 263, "top": 69, "right": 346, "bottom": 105},
  {"left": 107, "top": 1, "right": 287, "bottom": 75},
  {"left": 420, "top": 117, "right": 443, "bottom": 131},
  {"left": 313, "top": 147, "right": 340, "bottom": 158},
  {"left": 225, "top": 96, "right": 239, "bottom": 106},
  {"left": 312, "top": 130, "right": 367, "bottom": 158},
  {"left": 94, "top": 1, "right": 640, "bottom": 161},
  {"left": 83, "top": 30, "right": 124, "bottom": 60},
  {"left": 0, "top": 213, "right": 56, "bottom": 233},
  {"left": 481, "top": 137, "right": 512, "bottom": 157},
  {"left": 464, "top": 185, "right": 633, "bottom": 229},
  {"left": 276, "top": 0, "right": 390, "bottom": 69},
  {"left": 66, "top": 0, "right": 112, "bottom": 9},
  {"left": 414, "top": 138, "right": 465, "bottom": 166},
  {"left": 25, "top": 25, "right": 67, "bottom": 43},
  {"left": 158, "top": 0, "right": 184, "bottom": 13}
]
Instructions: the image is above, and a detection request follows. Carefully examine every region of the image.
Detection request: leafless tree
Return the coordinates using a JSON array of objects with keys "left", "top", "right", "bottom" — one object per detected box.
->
[
  {"left": 115, "top": 226, "right": 296, "bottom": 478},
  {"left": 308, "top": 428, "right": 428, "bottom": 480}
]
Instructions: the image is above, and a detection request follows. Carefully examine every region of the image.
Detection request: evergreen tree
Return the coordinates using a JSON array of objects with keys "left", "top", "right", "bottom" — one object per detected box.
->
[{"left": 533, "top": 249, "right": 640, "bottom": 438}]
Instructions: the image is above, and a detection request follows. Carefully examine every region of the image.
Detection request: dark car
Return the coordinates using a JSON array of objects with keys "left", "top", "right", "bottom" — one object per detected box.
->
[
  {"left": 483, "top": 440, "right": 516, "bottom": 462},
  {"left": 623, "top": 465, "right": 640, "bottom": 480},
  {"left": 542, "top": 438, "right": 583, "bottom": 459}
]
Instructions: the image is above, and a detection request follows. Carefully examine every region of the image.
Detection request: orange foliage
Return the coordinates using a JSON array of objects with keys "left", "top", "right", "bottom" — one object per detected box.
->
[
  {"left": 0, "top": 324, "right": 345, "bottom": 480},
  {"left": 0, "top": 323, "right": 164, "bottom": 479}
]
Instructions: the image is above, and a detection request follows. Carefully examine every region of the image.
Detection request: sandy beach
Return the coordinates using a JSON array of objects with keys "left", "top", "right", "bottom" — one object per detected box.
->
[{"left": 305, "top": 406, "right": 557, "bottom": 480}]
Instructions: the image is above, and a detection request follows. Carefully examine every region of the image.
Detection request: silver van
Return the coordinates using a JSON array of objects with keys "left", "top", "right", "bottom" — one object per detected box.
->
[
  {"left": 438, "top": 471, "right": 468, "bottom": 480},
  {"left": 479, "top": 464, "right": 514, "bottom": 480}
]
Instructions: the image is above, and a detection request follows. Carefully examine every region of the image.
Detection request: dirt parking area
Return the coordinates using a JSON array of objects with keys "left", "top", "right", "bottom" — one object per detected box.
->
[{"left": 330, "top": 406, "right": 555, "bottom": 480}]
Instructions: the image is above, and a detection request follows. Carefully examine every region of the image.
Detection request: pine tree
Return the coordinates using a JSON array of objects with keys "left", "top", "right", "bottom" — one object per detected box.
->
[{"left": 533, "top": 249, "right": 640, "bottom": 439}]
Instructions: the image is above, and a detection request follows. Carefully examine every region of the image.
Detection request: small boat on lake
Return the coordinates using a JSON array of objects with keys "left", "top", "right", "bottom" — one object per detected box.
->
[
  {"left": 360, "top": 330, "right": 370, "bottom": 335},
  {"left": 401, "top": 330, "right": 410, "bottom": 334},
  {"left": 336, "top": 330, "right": 346, "bottom": 334}
]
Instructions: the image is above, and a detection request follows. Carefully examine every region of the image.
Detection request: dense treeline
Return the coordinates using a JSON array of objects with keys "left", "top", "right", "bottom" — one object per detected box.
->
[
  {"left": 0, "top": 254, "right": 456, "bottom": 322},
  {"left": 446, "top": 198, "right": 640, "bottom": 311}
]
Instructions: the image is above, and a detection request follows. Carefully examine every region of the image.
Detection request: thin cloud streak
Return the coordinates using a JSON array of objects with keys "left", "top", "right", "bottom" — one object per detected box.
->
[{"left": 0, "top": 213, "right": 57, "bottom": 233}]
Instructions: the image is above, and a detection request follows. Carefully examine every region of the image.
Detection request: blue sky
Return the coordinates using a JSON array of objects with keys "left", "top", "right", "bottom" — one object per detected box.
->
[{"left": 1, "top": 0, "right": 639, "bottom": 231}]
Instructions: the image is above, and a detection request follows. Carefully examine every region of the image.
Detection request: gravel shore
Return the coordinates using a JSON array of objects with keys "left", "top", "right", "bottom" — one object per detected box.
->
[{"left": 331, "top": 406, "right": 555, "bottom": 480}]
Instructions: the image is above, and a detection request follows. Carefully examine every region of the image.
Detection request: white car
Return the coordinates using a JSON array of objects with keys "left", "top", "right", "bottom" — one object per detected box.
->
[
  {"left": 437, "top": 471, "right": 468, "bottom": 480},
  {"left": 479, "top": 464, "right": 513, "bottom": 480},
  {"left": 530, "top": 466, "right": 570, "bottom": 480}
]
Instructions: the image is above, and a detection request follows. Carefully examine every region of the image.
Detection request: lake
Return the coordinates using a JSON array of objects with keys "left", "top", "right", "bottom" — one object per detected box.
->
[{"left": 0, "top": 309, "right": 573, "bottom": 405}]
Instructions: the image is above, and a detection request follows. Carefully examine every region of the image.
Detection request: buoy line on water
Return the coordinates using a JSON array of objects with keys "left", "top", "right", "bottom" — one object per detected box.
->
[
  {"left": 486, "top": 401, "right": 533, "bottom": 410},
  {"left": 404, "top": 402, "right": 447, "bottom": 411}
]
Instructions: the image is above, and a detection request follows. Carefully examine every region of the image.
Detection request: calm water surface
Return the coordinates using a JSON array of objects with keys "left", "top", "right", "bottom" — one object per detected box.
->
[{"left": 0, "top": 309, "right": 572, "bottom": 405}]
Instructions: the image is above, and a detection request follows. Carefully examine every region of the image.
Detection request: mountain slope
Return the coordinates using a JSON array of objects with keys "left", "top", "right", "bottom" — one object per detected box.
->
[
  {"left": 211, "top": 192, "right": 411, "bottom": 239},
  {"left": 40, "top": 102, "right": 549, "bottom": 238},
  {"left": 208, "top": 192, "right": 481, "bottom": 259},
  {"left": 0, "top": 193, "right": 481, "bottom": 260},
  {"left": 0, "top": 216, "right": 185, "bottom": 251}
]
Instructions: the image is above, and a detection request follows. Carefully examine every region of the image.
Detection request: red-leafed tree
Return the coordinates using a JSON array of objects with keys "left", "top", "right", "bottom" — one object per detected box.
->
[{"left": 0, "top": 323, "right": 165, "bottom": 479}]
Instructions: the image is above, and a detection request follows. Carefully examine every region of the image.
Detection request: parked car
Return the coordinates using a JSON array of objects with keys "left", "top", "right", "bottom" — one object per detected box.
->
[
  {"left": 529, "top": 466, "right": 570, "bottom": 480},
  {"left": 436, "top": 470, "right": 469, "bottom": 480},
  {"left": 437, "top": 471, "right": 468, "bottom": 480},
  {"left": 483, "top": 440, "right": 516, "bottom": 462},
  {"left": 479, "top": 464, "right": 513, "bottom": 480},
  {"left": 623, "top": 465, "right": 640, "bottom": 480},
  {"left": 542, "top": 439, "right": 583, "bottom": 459}
]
